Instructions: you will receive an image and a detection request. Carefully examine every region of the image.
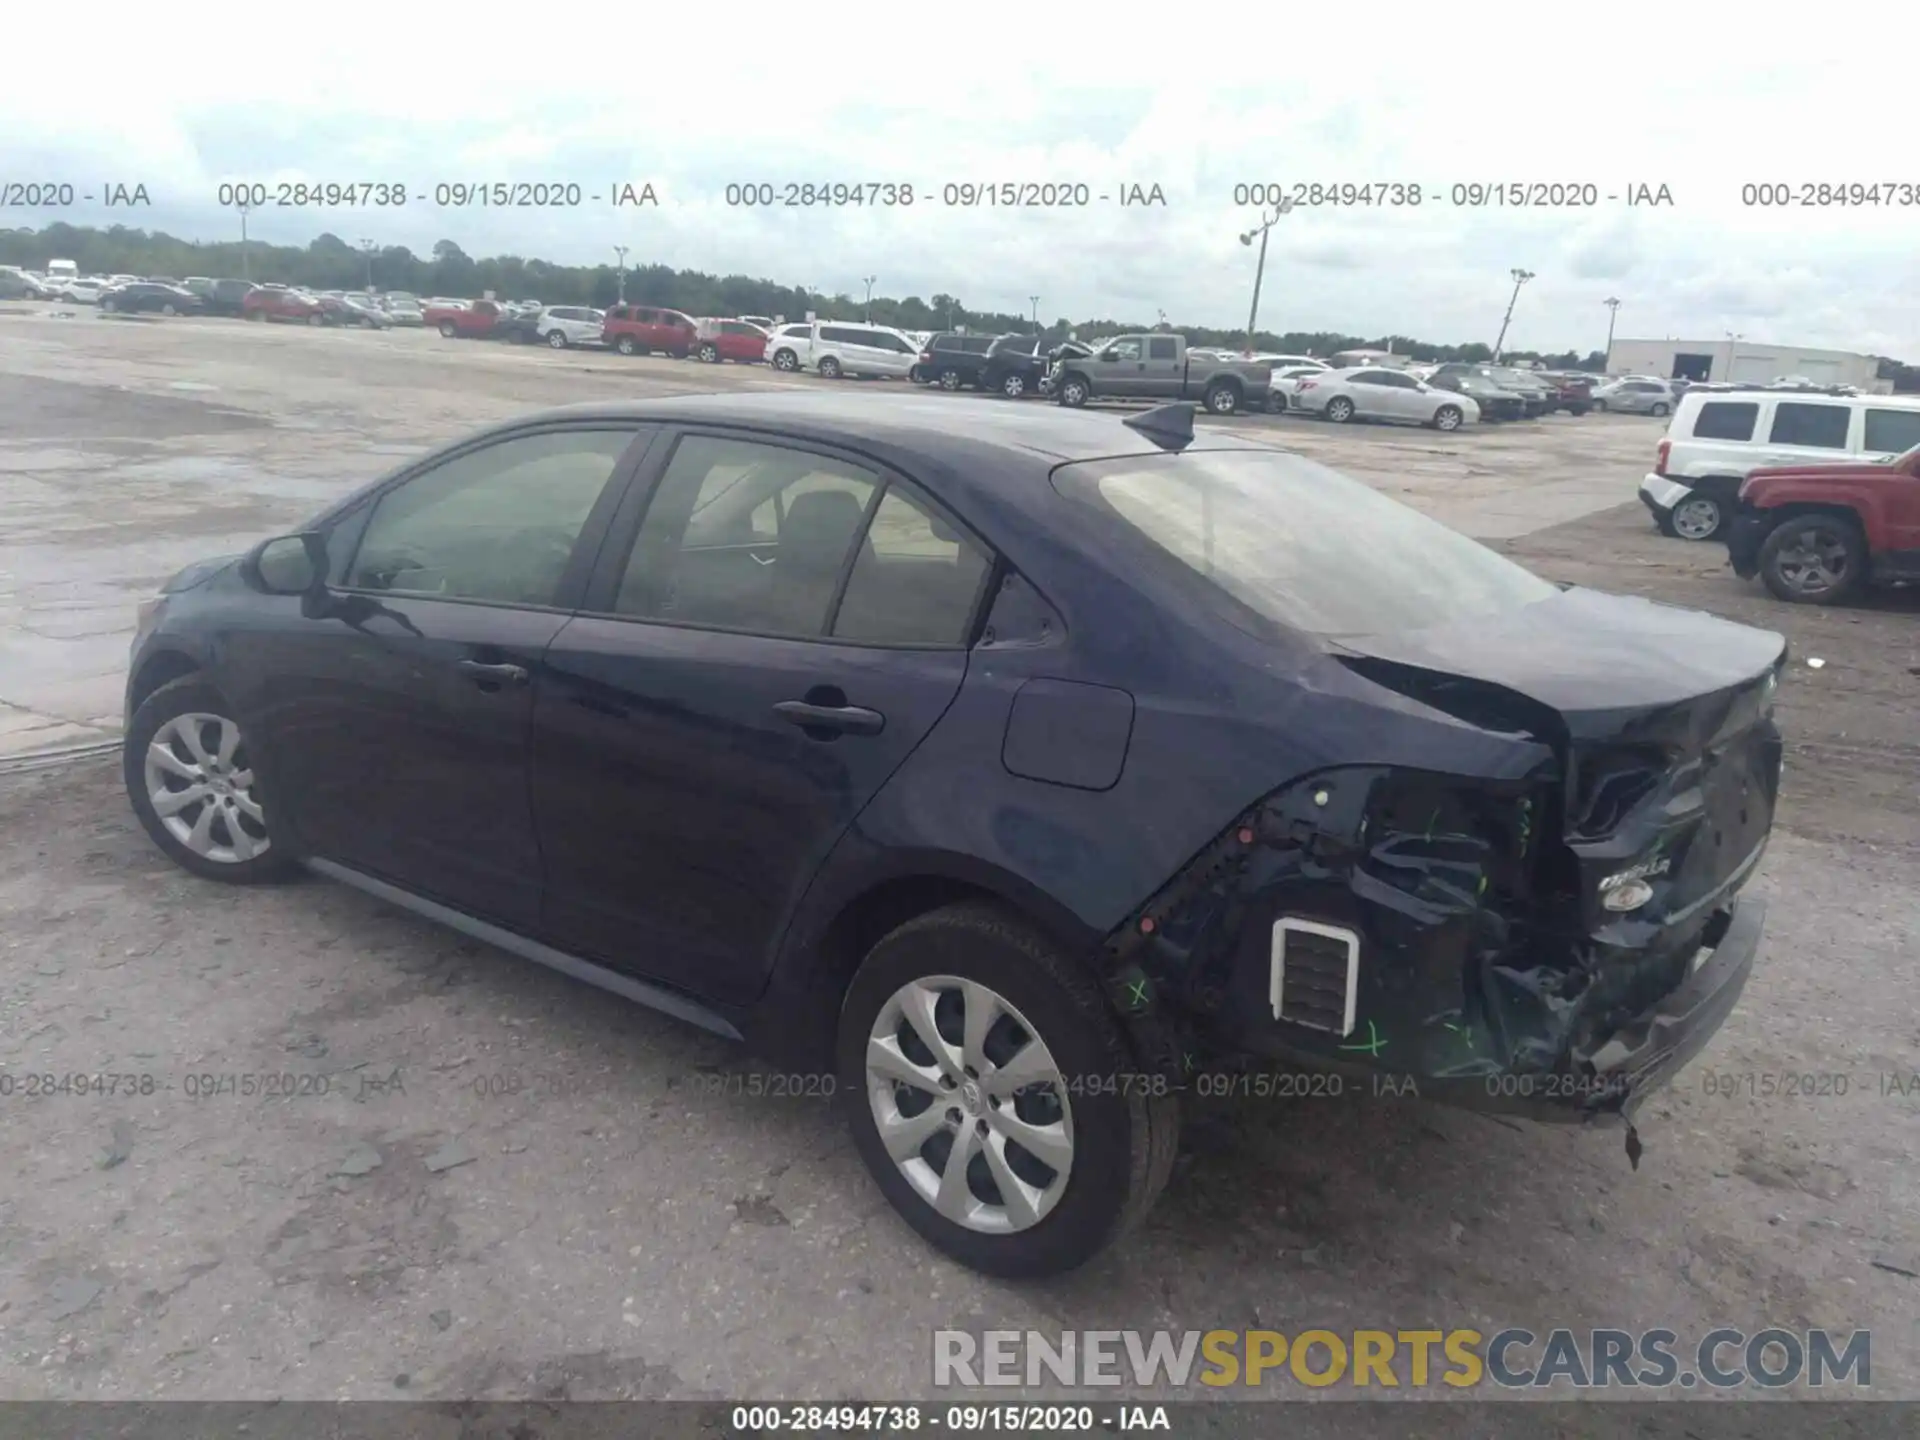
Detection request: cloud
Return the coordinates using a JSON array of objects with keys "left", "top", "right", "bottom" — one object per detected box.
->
[{"left": 4, "top": 1, "right": 1917, "bottom": 355}]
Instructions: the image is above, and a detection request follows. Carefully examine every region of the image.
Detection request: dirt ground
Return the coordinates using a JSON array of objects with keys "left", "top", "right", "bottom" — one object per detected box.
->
[{"left": 0, "top": 311, "right": 1915, "bottom": 1414}]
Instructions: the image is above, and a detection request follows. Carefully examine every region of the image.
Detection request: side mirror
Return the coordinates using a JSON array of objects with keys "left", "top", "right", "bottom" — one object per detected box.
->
[{"left": 244, "top": 532, "right": 329, "bottom": 597}]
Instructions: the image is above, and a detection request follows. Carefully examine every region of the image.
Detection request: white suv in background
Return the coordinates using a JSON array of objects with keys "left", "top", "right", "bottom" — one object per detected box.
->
[
  {"left": 765, "top": 323, "right": 815, "bottom": 372},
  {"left": 535, "top": 305, "right": 607, "bottom": 348},
  {"left": 787, "top": 321, "right": 920, "bottom": 379},
  {"left": 1638, "top": 388, "right": 1920, "bottom": 540}
]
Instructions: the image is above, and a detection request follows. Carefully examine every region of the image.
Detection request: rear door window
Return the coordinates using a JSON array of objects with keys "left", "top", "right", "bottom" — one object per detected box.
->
[
  {"left": 1863, "top": 408, "right": 1920, "bottom": 454},
  {"left": 1768, "top": 403, "right": 1849, "bottom": 449},
  {"left": 1691, "top": 402, "right": 1759, "bottom": 441}
]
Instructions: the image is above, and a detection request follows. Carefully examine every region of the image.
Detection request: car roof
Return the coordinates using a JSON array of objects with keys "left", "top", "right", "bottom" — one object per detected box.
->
[{"left": 489, "top": 391, "right": 1259, "bottom": 466}]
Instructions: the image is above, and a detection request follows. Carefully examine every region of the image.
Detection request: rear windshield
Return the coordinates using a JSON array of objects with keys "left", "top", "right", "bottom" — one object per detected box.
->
[{"left": 1053, "top": 448, "right": 1557, "bottom": 639}]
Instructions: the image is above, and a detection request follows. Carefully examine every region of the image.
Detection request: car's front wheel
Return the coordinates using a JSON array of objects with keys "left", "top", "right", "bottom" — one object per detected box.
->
[
  {"left": 1431, "top": 404, "right": 1464, "bottom": 431},
  {"left": 1758, "top": 513, "right": 1868, "bottom": 605},
  {"left": 124, "top": 676, "right": 297, "bottom": 884},
  {"left": 1650, "top": 402, "right": 1671, "bottom": 417},
  {"left": 837, "top": 902, "right": 1178, "bottom": 1278},
  {"left": 772, "top": 348, "right": 799, "bottom": 372},
  {"left": 1056, "top": 375, "right": 1089, "bottom": 407}
]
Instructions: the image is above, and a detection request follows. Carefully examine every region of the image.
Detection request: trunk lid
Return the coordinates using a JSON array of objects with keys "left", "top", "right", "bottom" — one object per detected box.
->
[{"left": 1333, "top": 587, "right": 1786, "bottom": 932}]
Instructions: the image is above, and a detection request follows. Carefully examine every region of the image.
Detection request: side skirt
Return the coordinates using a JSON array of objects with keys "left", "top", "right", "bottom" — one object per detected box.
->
[{"left": 305, "top": 857, "right": 744, "bottom": 1041}]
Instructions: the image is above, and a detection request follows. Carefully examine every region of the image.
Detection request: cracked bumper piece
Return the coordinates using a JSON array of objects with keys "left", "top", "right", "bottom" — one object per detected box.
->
[{"left": 1102, "top": 762, "right": 1774, "bottom": 1127}]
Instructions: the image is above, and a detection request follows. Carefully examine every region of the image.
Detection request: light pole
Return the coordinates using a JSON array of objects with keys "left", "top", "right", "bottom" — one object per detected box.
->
[
  {"left": 1492, "top": 268, "right": 1535, "bottom": 360},
  {"left": 359, "top": 239, "right": 376, "bottom": 292},
  {"left": 1030, "top": 296, "right": 1040, "bottom": 333},
  {"left": 612, "top": 245, "right": 628, "bottom": 304},
  {"left": 863, "top": 275, "right": 877, "bottom": 323},
  {"left": 1238, "top": 198, "right": 1294, "bottom": 353},
  {"left": 237, "top": 200, "right": 251, "bottom": 282},
  {"left": 1723, "top": 331, "right": 1742, "bottom": 382},
  {"left": 1603, "top": 296, "right": 1620, "bottom": 368}
]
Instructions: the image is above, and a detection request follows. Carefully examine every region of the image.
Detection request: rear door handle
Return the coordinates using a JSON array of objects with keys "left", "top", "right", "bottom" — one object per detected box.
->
[
  {"left": 774, "top": 700, "right": 885, "bottom": 736},
  {"left": 456, "top": 659, "right": 529, "bottom": 687}
]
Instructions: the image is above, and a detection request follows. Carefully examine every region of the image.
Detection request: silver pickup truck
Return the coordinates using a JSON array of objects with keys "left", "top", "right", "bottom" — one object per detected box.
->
[{"left": 1049, "top": 333, "right": 1272, "bottom": 415}]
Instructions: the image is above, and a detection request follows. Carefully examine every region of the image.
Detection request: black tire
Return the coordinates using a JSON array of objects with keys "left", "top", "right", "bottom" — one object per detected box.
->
[
  {"left": 161, "top": 303, "right": 178, "bottom": 316},
  {"left": 1650, "top": 402, "right": 1670, "bottom": 417},
  {"left": 1757, "top": 513, "right": 1869, "bottom": 605},
  {"left": 438, "top": 320, "right": 458, "bottom": 338},
  {"left": 1570, "top": 404, "right": 1591, "bottom": 416},
  {"left": 836, "top": 901, "right": 1179, "bottom": 1278},
  {"left": 546, "top": 329, "right": 568, "bottom": 349},
  {"left": 124, "top": 676, "right": 298, "bottom": 885},
  {"left": 1431, "top": 404, "right": 1464, "bottom": 432},
  {"left": 818, "top": 356, "right": 843, "bottom": 379},
  {"left": 101, "top": 298, "right": 117, "bottom": 314},
  {"left": 999, "top": 372, "right": 1027, "bottom": 399},
  {"left": 247, "top": 309, "right": 265, "bottom": 322},
  {"left": 308, "top": 313, "right": 325, "bottom": 327},
  {"left": 615, "top": 334, "right": 638, "bottom": 355},
  {"left": 699, "top": 342, "right": 720, "bottom": 363},
  {"left": 1056, "top": 374, "right": 1089, "bottom": 407},
  {"left": 1593, "top": 398, "right": 1608, "bottom": 412},
  {"left": 1203, "top": 381, "right": 1239, "bottom": 415},
  {"left": 1325, "top": 395, "right": 1355, "bottom": 423},
  {"left": 773, "top": 348, "right": 798, "bottom": 372},
  {"left": 938, "top": 367, "right": 964, "bottom": 391}
]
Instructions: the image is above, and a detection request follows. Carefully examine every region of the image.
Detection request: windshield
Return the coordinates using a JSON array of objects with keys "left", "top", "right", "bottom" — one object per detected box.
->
[{"left": 1054, "top": 448, "right": 1558, "bottom": 639}]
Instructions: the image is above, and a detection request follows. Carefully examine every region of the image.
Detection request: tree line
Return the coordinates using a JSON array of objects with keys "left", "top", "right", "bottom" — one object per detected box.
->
[{"left": 28, "top": 218, "right": 1892, "bottom": 374}]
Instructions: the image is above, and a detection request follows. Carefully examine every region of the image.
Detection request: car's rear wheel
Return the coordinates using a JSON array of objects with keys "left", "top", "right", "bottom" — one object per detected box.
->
[
  {"left": 1668, "top": 494, "right": 1725, "bottom": 542},
  {"left": 1593, "top": 398, "right": 1608, "bottom": 412},
  {"left": 837, "top": 901, "right": 1178, "bottom": 1278},
  {"left": 1000, "top": 372, "right": 1027, "bottom": 398},
  {"left": 1431, "top": 404, "right": 1464, "bottom": 431},
  {"left": 308, "top": 313, "right": 325, "bottom": 327},
  {"left": 1570, "top": 404, "right": 1591, "bottom": 416},
  {"left": 1204, "top": 381, "right": 1240, "bottom": 415},
  {"left": 1758, "top": 514, "right": 1868, "bottom": 605},
  {"left": 1650, "top": 402, "right": 1671, "bottom": 417},
  {"left": 699, "top": 342, "right": 720, "bottom": 363},
  {"left": 161, "top": 302, "right": 178, "bottom": 316},
  {"left": 818, "top": 356, "right": 843, "bottom": 379},
  {"left": 124, "top": 677, "right": 297, "bottom": 885},
  {"left": 1324, "top": 395, "right": 1356, "bottom": 423},
  {"left": 939, "top": 368, "right": 964, "bottom": 391}
]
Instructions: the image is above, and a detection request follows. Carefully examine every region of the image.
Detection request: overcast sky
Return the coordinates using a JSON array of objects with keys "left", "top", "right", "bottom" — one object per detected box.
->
[{"left": 8, "top": 3, "right": 1920, "bottom": 356}]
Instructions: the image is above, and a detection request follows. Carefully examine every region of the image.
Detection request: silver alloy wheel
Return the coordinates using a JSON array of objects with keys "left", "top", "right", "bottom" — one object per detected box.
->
[
  {"left": 1671, "top": 495, "right": 1722, "bottom": 540},
  {"left": 865, "top": 975, "right": 1075, "bottom": 1234},
  {"left": 1434, "top": 405, "right": 1462, "bottom": 431},
  {"left": 774, "top": 349, "right": 797, "bottom": 370},
  {"left": 940, "top": 369, "right": 963, "bottom": 390},
  {"left": 547, "top": 329, "right": 568, "bottom": 348},
  {"left": 1771, "top": 524, "right": 1853, "bottom": 596},
  {"left": 1060, "top": 379, "right": 1087, "bottom": 406},
  {"left": 143, "top": 712, "right": 270, "bottom": 864},
  {"left": 1326, "top": 397, "right": 1354, "bottom": 422},
  {"left": 1002, "top": 374, "right": 1025, "bottom": 397}
]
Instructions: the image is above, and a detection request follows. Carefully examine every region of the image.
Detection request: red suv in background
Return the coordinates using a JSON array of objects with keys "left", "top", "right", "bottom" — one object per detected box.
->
[
  {"left": 241, "top": 286, "right": 326, "bottom": 325},
  {"left": 693, "top": 317, "right": 769, "bottom": 364},
  {"left": 602, "top": 304, "right": 696, "bottom": 357}
]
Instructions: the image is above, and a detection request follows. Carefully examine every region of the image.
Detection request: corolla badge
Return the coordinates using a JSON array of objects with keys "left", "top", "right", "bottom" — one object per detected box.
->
[{"left": 1599, "top": 855, "right": 1671, "bottom": 912}]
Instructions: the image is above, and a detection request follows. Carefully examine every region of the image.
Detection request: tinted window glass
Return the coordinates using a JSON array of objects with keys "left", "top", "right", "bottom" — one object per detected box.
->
[
  {"left": 347, "top": 429, "right": 635, "bottom": 605},
  {"left": 1054, "top": 450, "right": 1557, "bottom": 639},
  {"left": 1691, "top": 401, "right": 1758, "bottom": 441},
  {"left": 1147, "top": 337, "right": 1178, "bottom": 360},
  {"left": 819, "top": 326, "right": 859, "bottom": 345},
  {"left": 834, "top": 486, "right": 993, "bottom": 646},
  {"left": 615, "top": 436, "right": 878, "bottom": 637},
  {"left": 1769, "top": 402, "right": 1849, "bottom": 448},
  {"left": 1863, "top": 408, "right": 1920, "bottom": 454}
]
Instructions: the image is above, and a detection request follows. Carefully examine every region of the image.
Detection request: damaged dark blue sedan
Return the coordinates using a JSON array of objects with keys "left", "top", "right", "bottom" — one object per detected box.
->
[{"left": 123, "top": 392, "right": 1784, "bottom": 1277}]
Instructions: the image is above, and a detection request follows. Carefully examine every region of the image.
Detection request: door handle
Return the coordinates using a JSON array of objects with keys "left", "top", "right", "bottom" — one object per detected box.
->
[
  {"left": 456, "top": 659, "right": 529, "bottom": 687},
  {"left": 774, "top": 700, "right": 885, "bottom": 736}
]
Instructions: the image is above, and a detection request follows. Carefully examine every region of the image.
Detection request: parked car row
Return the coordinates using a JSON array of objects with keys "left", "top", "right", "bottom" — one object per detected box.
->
[{"left": 1634, "top": 384, "right": 1920, "bottom": 608}]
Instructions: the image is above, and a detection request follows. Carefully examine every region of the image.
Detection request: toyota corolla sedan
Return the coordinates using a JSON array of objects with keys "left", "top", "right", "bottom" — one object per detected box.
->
[{"left": 123, "top": 393, "right": 1782, "bottom": 1277}]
